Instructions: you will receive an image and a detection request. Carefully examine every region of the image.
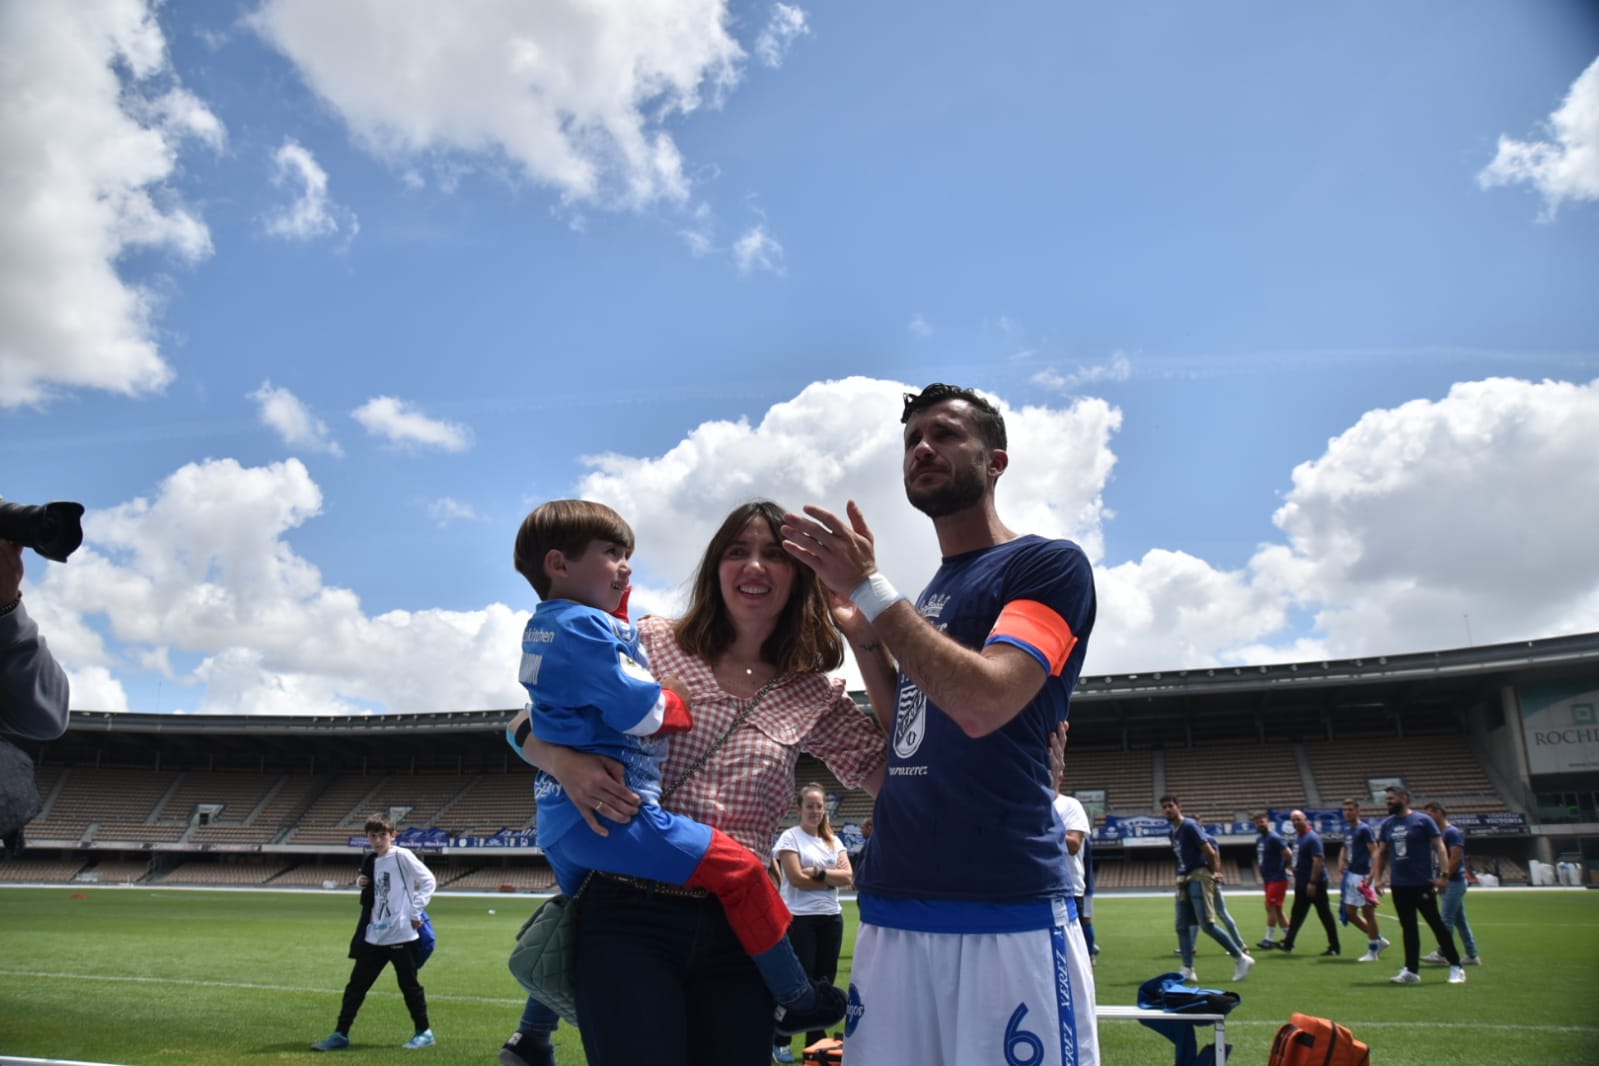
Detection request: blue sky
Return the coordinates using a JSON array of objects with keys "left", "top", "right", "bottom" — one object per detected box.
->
[{"left": 3, "top": 1, "right": 1597, "bottom": 716}]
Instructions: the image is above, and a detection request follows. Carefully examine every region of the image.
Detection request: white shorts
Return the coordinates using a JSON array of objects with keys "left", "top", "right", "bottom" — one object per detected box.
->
[
  {"left": 1340, "top": 870, "right": 1369, "bottom": 909},
  {"left": 845, "top": 904, "right": 1098, "bottom": 1066}
]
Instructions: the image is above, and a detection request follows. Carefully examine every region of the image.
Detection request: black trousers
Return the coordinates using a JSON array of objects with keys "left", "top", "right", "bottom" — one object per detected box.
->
[
  {"left": 1391, "top": 883, "right": 1459, "bottom": 973},
  {"left": 337, "top": 942, "right": 428, "bottom": 1034},
  {"left": 773, "top": 911, "right": 845, "bottom": 1049},
  {"left": 1283, "top": 880, "right": 1340, "bottom": 953}
]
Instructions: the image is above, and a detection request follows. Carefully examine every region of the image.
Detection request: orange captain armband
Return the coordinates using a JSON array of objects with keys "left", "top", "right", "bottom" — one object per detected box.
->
[{"left": 988, "top": 599, "right": 1077, "bottom": 676}]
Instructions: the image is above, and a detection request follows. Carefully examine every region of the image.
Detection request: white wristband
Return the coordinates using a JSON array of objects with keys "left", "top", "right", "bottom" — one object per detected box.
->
[{"left": 850, "top": 573, "right": 904, "bottom": 623}]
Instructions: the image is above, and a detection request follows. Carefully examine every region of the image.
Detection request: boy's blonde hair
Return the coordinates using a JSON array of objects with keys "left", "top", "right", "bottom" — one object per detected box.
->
[{"left": 514, "top": 500, "right": 635, "bottom": 599}]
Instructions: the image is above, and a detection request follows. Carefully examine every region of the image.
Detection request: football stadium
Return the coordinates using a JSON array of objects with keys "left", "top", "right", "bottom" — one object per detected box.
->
[{"left": 4, "top": 630, "right": 1597, "bottom": 1065}]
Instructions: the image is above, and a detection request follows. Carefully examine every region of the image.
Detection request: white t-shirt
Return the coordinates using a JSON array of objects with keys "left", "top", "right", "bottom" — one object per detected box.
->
[
  {"left": 772, "top": 825, "right": 845, "bottom": 917},
  {"left": 1053, "top": 794, "right": 1090, "bottom": 897},
  {"left": 365, "top": 846, "right": 437, "bottom": 947}
]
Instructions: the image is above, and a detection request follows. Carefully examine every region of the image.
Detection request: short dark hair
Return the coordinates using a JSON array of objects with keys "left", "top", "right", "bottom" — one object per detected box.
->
[
  {"left": 901, "top": 383, "right": 1007, "bottom": 451},
  {"left": 364, "top": 812, "right": 395, "bottom": 834},
  {"left": 1159, "top": 794, "right": 1179, "bottom": 807},
  {"left": 1385, "top": 783, "right": 1410, "bottom": 799},
  {"left": 1342, "top": 797, "right": 1361, "bottom": 808},
  {"left": 514, "top": 499, "right": 635, "bottom": 599},
  {"left": 1424, "top": 801, "right": 1448, "bottom": 818}
]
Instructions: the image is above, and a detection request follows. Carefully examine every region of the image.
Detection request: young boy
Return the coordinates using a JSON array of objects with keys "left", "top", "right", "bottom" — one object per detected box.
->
[
  {"left": 504, "top": 499, "right": 845, "bottom": 1037},
  {"left": 311, "top": 813, "right": 437, "bottom": 1051}
]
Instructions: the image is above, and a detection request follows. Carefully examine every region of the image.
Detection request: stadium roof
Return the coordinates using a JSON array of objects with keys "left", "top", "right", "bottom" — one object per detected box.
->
[{"left": 32, "top": 631, "right": 1599, "bottom": 769}]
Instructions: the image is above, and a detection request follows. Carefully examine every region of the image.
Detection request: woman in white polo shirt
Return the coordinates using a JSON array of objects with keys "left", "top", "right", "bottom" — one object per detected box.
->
[{"left": 771, "top": 782, "right": 853, "bottom": 1063}]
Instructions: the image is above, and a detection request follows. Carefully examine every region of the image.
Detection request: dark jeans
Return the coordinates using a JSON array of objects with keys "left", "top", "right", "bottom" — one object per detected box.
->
[
  {"left": 773, "top": 911, "right": 845, "bottom": 1050},
  {"left": 1283, "top": 880, "right": 1340, "bottom": 953},
  {"left": 576, "top": 877, "right": 774, "bottom": 1066},
  {"left": 337, "top": 943, "right": 428, "bottom": 1034},
  {"left": 1391, "top": 883, "right": 1459, "bottom": 973}
]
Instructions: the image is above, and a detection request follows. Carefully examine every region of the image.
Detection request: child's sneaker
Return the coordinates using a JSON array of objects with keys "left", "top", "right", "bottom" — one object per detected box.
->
[
  {"left": 773, "top": 981, "right": 847, "bottom": 1036},
  {"left": 401, "top": 1029, "right": 436, "bottom": 1049},
  {"left": 1355, "top": 950, "right": 1382, "bottom": 962},
  {"left": 773, "top": 1047, "right": 797, "bottom": 1064},
  {"left": 310, "top": 1032, "right": 350, "bottom": 1052}
]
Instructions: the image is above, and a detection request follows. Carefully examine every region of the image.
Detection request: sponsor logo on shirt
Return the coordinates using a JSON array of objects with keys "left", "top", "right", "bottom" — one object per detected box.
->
[{"left": 893, "top": 684, "right": 927, "bottom": 759}]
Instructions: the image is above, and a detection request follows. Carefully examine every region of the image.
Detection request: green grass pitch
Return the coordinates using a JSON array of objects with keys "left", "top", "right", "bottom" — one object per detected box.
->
[{"left": 3, "top": 887, "right": 1596, "bottom": 1064}]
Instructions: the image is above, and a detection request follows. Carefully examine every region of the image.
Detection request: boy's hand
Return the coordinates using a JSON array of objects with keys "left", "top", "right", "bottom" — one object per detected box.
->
[{"left": 657, "top": 676, "right": 694, "bottom": 735}]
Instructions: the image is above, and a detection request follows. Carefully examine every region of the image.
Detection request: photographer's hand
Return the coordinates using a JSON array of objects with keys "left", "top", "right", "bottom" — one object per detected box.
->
[{"left": 0, "top": 541, "right": 22, "bottom": 605}]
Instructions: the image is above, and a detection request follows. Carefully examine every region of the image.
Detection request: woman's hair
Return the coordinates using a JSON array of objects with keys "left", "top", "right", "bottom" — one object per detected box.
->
[
  {"left": 800, "top": 782, "right": 835, "bottom": 847},
  {"left": 674, "top": 499, "right": 843, "bottom": 675}
]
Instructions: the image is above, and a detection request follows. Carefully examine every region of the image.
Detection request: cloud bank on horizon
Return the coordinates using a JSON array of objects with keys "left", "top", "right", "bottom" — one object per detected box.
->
[
  {"left": 28, "top": 375, "right": 1599, "bottom": 716},
  {"left": 3, "top": 2, "right": 1597, "bottom": 715}
]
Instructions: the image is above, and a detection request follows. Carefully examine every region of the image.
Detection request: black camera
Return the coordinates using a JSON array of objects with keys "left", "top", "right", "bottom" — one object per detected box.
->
[{"left": 0, "top": 498, "right": 85, "bottom": 563}]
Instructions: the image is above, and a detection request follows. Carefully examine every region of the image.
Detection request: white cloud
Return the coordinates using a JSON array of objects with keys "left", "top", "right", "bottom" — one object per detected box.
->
[
  {"left": 734, "top": 224, "right": 785, "bottom": 275},
  {"left": 34, "top": 458, "right": 527, "bottom": 715},
  {"left": 425, "top": 497, "right": 480, "bottom": 525},
  {"left": 754, "top": 3, "right": 809, "bottom": 68},
  {"left": 908, "top": 314, "right": 933, "bottom": 337},
  {"left": 352, "top": 396, "right": 473, "bottom": 452},
  {"left": 1261, "top": 376, "right": 1599, "bottom": 655},
  {"left": 1479, "top": 56, "right": 1599, "bottom": 217},
  {"left": 264, "top": 139, "right": 358, "bottom": 242},
  {"left": 250, "top": 0, "right": 744, "bottom": 210},
  {"left": 26, "top": 377, "right": 1599, "bottom": 716},
  {"left": 0, "top": 1, "right": 222, "bottom": 407},
  {"left": 576, "top": 377, "right": 1121, "bottom": 682},
  {"left": 250, "top": 380, "right": 343, "bottom": 455},
  {"left": 1033, "top": 353, "right": 1133, "bottom": 394}
]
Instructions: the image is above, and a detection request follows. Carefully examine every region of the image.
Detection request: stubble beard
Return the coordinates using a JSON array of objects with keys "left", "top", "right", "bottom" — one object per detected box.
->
[{"left": 905, "top": 464, "right": 987, "bottom": 518}]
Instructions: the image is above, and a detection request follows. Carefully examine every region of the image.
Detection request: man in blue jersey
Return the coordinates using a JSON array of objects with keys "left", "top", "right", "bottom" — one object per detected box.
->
[
  {"left": 1161, "top": 795, "right": 1254, "bottom": 984},
  {"left": 1339, "top": 798, "right": 1388, "bottom": 962},
  {"left": 1279, "top": 809, "right": 1340, "bottom": 956},
  {"left": 1252, "top": 811, "right": 1291, "bottom": 949},
  {"left": 1370, "top": 785, "right": 1464, "bottom": 985},
  {"left": 1421, "top": 802, "right": 1481, "bottom": 967},
  {"left": 783, "top": 382, "right": 1099, "bottom": 1066}
]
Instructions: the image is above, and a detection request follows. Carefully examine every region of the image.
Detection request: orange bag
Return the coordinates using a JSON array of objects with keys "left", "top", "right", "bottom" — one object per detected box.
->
[
  {"left": 801, "top": 1036, "right": 843, "bottom": 1065},
  {"left": 1268, "top": 1012, "right": 1371, "bottom": 1065}
]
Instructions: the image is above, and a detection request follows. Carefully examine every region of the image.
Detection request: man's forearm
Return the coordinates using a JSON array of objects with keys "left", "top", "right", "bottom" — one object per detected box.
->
[{"left": 872, "top": 600, "right": 1044, "bottom": 737}]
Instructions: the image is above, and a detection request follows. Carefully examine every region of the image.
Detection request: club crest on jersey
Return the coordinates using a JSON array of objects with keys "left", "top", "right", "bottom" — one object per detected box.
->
[
  {"left": 920, "top": 593, "right": 950, "bottom": 620},
  {"left": 893, "top": 684, "right": 927, "bottom": 758},
  {"left": 844, "top": 983, "right": 865, "bottom": 1037}
]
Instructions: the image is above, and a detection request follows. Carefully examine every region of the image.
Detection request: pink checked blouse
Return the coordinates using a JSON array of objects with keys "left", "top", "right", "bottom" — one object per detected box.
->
[{"left": 638, "top": 615, "right": 887, "bottom": 855}]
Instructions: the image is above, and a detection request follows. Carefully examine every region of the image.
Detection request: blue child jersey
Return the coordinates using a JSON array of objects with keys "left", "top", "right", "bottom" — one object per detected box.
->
[
  {"left": 1378, "top": 811, "right": 1442, "bottom": 886},
  {"left": 1170, "top": 818, "right": 1209, "bottom": 876},
  {"left": 519, "top": 598, "right": 672, "bottom": 848},
  {"left": 1441, "top": 824, "right": 1468, "bottom": 883},
  {"left": 858, "top": 535, "right": 1095, "bottom": 914},
  {"left": 1256, "top": 829, "right": 1289, "bottom": 882},
  {"left": 1345, "top": 821, "right": 1375, "bottom": 876},
  {"left": 1293, "top": 829, "right": 1328, "bottom": 884}
]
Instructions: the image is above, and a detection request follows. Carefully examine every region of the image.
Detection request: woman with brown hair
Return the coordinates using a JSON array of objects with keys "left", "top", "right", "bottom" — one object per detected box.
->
[
  {"left": 771, "top": 782, "right": 853, "bottom": 1062},
  {"left": 507, "top": 499, "right": 894, "bottom": 1066}
]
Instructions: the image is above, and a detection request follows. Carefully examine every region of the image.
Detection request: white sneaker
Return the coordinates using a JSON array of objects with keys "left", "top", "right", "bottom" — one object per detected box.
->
[
  {"left": 1179, "top": 967, "right": 1197, "bottom": 983},
  {"left": 1391, "top": 968, "right": 1421, "bottom": 985},
  {"left": 1464, "top": 955, "right": 1482, "bottom": 966},
  {"left": 1355, "top": 950, "right": 1381, "bottom": 962},
  {"left": 1420, "top": 950, "right": 1446, "bottom": 965},
  {"left": 1232, "top": 954, "right": 1256, "bottom": 982},
  {"left": 1448, "top": 966, "right": 1467, "bottom": 984},
  {"left": 1378, "top": 935, "right": 1391, "bottom": 953}
]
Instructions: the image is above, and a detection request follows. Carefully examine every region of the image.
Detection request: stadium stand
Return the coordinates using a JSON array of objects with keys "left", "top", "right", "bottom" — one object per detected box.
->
[{"left": 8, "top": 632, "right": 1588, "bottom": 895}]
